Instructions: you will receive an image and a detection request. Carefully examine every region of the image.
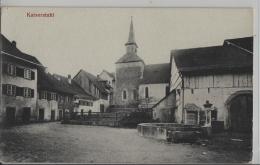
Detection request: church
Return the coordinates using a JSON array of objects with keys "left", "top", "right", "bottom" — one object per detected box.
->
[{"left": 112, "top": 18, "right": 171, "bottom": 111}]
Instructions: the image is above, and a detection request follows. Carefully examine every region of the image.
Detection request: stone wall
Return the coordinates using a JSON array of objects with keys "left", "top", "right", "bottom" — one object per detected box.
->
[
  {"left": 114, "top": 62, "right": 144, "bottom": 106},
  {"left": 152, "top": 91, "right": 176, "bottom": 122},
  {"left": 37, "top": 99, "right": 58, "bottom": 120},
  {"left": 1, "top": 62, "right": 38, "bottom": 123},
  {"left": 139, "top": 83, "right": 168, "bottom": 108}
]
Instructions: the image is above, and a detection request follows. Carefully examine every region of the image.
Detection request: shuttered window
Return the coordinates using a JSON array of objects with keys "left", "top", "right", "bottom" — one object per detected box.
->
[
  {"left": 7, "top": 64, "right": 16, "bottom": 76},
  {"left": 3, "top": 63, "right": 35, "bottom": 80},
  {"left": 2, "top": 84, "right": 34, "bottom": 98},
  {"left": 24, "top": 69, "right": 31, "bottom": 80},
  {"left": 23, "top": 88, "right": 31, "bottom": 98}
]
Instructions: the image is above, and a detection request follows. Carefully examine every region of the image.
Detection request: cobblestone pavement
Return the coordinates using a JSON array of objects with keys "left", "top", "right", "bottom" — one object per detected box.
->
[{"left": 0, "top": 122, "right": 251, "bottom": 163}]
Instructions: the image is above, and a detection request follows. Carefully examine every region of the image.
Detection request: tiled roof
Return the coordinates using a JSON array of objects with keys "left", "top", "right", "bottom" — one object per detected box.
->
[
  {"left": 38, "top": 71, "right": 96, "bottom": 100},
  {"left": 38, "top": 69, "right": 75, "bottom": 95},
  {"left": 172, "top": 44, "right": 253, "bottom": 74},
  {"left": 116, "top": 52, "right": 144, "bottom": 64},
  {"left": 224, "top": 36, "right": 253, "bottom": 53},
  {"left": 1, "top": 34, "right": 42, "bottom": 66},
  {"left": 74, "top": 70, "right": 109, "bottom": 94},
  {"left": 140, "top": 63, "right": 171, "bottom": 84},
  {"left": 101, "top": 70, "right": 115, "bottom": 80}
]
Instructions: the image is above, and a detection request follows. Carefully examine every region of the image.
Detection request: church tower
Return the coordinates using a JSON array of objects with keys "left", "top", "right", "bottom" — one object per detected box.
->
[{"left": 114, "top": 17, "right": 145, "bottom": 108}]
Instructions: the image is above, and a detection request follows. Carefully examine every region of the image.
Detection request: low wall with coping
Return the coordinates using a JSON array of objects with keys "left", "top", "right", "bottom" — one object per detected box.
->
[{"left": 137, "top": 123, "right": 201, "bottom": 140}]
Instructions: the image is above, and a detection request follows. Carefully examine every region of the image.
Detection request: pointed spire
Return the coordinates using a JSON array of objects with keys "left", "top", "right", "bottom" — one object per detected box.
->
[{"left": 125, "top": 16, "right": 137, "bottom": 47}]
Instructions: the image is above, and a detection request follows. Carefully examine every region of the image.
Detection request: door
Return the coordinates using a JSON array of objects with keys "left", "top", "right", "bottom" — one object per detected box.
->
[
  {"left": 22, "top": 107, "right": 31, "bottom": 123},
  {"left": 186, "top": 111, "right": 197, "bottom": 125},
  {"left": 59, "top": 110, "right": 63, "bottom": 120},
  {"left": 51, "top": 110, "right": 55, "bottom": 121},
  {"left": 229, "top": 94, "right": 252, "bottom": 133},
  {"left": 6, "top": 107, "right": 16, "bottom": 123},
  {"left": 39, "top": 109, "right": 44, "bottom": 121},
  {"left": 100, "top": 104, "right": 105, "bottom": 113}
]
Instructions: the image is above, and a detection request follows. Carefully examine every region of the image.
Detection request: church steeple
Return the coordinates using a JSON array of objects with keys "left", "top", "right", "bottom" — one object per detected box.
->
[{"left": 125, "top": 17, "right": 138, "bottom": 53}]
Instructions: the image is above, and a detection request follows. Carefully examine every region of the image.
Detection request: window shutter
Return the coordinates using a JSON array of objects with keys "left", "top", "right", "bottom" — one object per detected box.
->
[
  {"left": 31, "top": 71, "right": 35, "bottom": 80},
  {"left": 2, "top": 63, "right": 8, "bottom": 74},
  {"left": 2, "top": 84, "right": 7, "bottom": 95},
  {"left": 16, "top": 67, "right": 24, "bottom": 77},
  {"left": 31, "top": 89, "right": 34, "bottom": 98},
  {"left": 47, "top": 92, "right": 51, "bottom": 101},
  {"left": 16, "top": 87, "right": 23, "bottom": 96}
]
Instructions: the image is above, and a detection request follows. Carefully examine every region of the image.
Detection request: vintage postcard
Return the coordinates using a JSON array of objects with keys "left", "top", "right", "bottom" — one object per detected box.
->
[{"left": 0, "top": 7, "right": 254, "bottom": 163}]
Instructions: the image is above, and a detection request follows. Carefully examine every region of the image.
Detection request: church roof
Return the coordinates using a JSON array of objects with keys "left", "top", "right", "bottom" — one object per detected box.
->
[
  {"left": 140, "top": 63, "right": 171, "bottom": 84},
  {"left": 172, "top": 41, "right": 253, "bottom": 74},
  {"left": 116, "top": 52, "right": 144, "bottom": 64},
  {"left": 125, "top": 17, "right": 137, "bottom": 46}
]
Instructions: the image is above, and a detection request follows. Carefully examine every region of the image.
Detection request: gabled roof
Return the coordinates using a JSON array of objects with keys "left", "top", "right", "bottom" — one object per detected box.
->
[
  {"left": 116, "top": 52, "right": 144, "bottom": 64},
  {"left": 52, "top": 73, "right": 96, "bottom": 100},
  {"left": 224, "top": 36, "right": 253, "bottom": 53},
  {"left": 74, "top": 69, "right": 109, "bottom": 94},
  {"left": 172, "top": 44, "right": 252, "bottom": 74},
  {"left": 140, "top": 63, "right": 171, "bottom": 84},
  {"left": 1, "top": 34, "right": 42, "bottom": 66},
  {"left": 38, "top": 69, "right": 76, "bottom": 95},
  {"left": 100, "top": 70, "right": 115, "bottom": 80}
]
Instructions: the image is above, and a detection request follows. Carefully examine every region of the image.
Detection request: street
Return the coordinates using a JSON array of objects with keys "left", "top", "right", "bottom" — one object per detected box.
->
[{"left": 0, "top": 122, "right": 251, "bottom": 163}]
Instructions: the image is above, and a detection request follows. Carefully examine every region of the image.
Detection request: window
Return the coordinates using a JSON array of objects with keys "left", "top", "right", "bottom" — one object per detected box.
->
[
  {"left": 7, "top": 64, "right": 16, "bottom": 76},
  {"left": 23, "top": 88, "right": 31, "bottom": 98},
  {"left": 122, "top": 90, "right": 127, "bottom": 100},
  {"left": 50, "top": 93, "right": 57, "bottom": 100},
  {"left": 7, "top": 84, "right": 16, "bottom": 96},
  {"left": 24, "top": 69, "right": 32, "bottom": 80},
  {"left": 208, "top": 88, "right": 210, "bottom": 93},
  {"left": 145, "top": 87, "right": 149, "bottom": 98},
  {"left": 191, "top": 89, "right": 194, "bottom": 94},
  {"left": 41, "top": 91, "right": 48, "bottom": 100}
]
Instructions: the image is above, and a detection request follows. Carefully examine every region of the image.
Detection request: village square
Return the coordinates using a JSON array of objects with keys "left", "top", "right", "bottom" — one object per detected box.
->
[{"left": 0, "top": 8, "right": 253, "bottom": 164}]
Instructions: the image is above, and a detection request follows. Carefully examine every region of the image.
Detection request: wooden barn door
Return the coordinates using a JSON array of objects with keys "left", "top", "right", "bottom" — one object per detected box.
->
[{"left": 229, "top": 94, "right": 252, "bottom": 133}]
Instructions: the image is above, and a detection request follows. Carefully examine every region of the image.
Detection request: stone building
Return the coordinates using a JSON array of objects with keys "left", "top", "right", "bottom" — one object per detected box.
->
[
  {"left": 73, "top": 70, "right": 110, "bottom": 112},
  {"left": 0, "top": 34, "right": 43, "bottom": 124},
  {"left": 98, "top": 70, "right": 115, "bottom": 105},
  {"left": 170, "top": 37, "right": 253, "bottom": 132},
  {"left": 113, "top": 19, "right": 171, "bottom": 111},
  {"left": 52, "top": 74, "right": 96, "bottom": 115}
]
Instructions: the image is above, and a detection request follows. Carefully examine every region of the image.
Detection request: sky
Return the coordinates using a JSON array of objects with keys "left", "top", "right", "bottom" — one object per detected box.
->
[{"left": 1, "top": 7, "right": 253, "bottom": 77}]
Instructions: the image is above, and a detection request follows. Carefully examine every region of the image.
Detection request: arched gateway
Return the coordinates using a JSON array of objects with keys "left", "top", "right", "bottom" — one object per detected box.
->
[{"left": 225, "top": 90, "right": 253, "bottom": 133}]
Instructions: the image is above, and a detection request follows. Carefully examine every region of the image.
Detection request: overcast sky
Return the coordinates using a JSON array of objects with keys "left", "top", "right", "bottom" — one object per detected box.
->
[{"left": 1, "top": 7, "right": 253, "bottom": 77}]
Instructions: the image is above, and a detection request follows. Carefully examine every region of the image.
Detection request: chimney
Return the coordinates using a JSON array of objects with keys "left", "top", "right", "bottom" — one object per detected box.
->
[
  {"left": 68, "top": 74, "right": 72, "bottom": 84},
  {"left": 11, "top": 41, "right": 16, "bottom": 47}
]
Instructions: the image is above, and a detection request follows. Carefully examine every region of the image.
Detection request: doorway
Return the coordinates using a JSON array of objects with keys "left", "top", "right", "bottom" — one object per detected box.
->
[
  {"left": 229, "top": 94, "right": 252, "bottom": 133},
  {"left": 100, "top": 104, "right": 105, "bottom": 113},
  {"left": 22, "top": 107, "right": 31, "bottom": 123},
  {"left": 51, "top": 110, "right": 55, "bottom": 121},
  {"left": 59, "top": 110, "right": 63, "bottom": 120},
  {"left": 39, "top": 109, "right": 44, "bottom": 121},
  {"left": 6, "top": 107, "right": 16, "bottom": 123}
]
